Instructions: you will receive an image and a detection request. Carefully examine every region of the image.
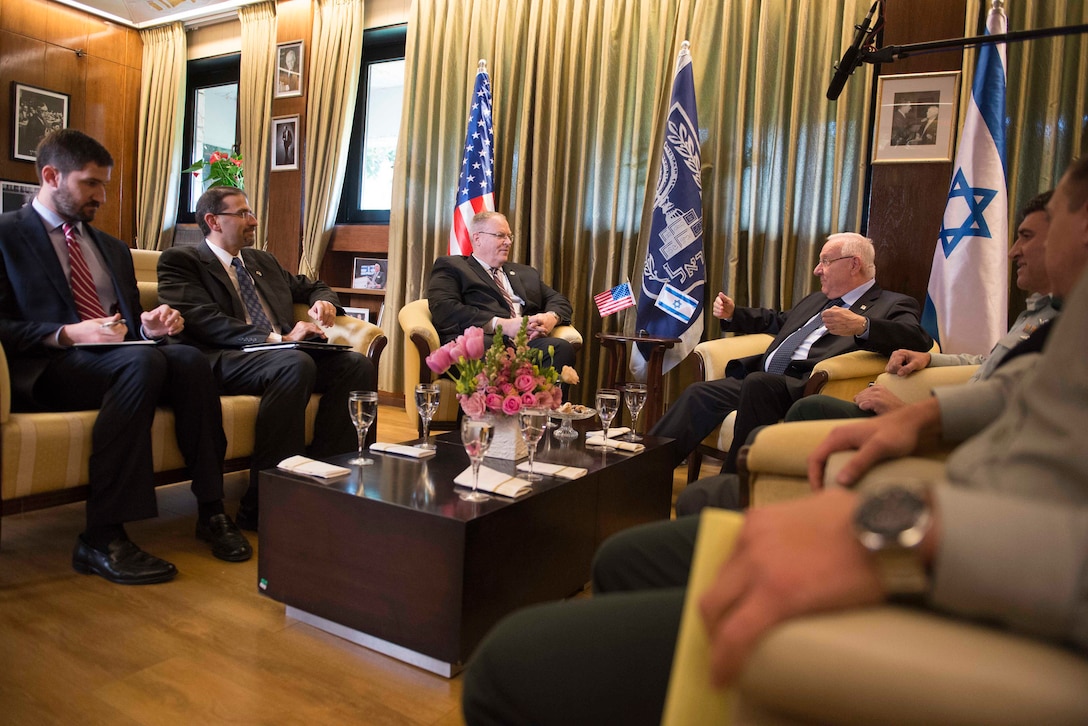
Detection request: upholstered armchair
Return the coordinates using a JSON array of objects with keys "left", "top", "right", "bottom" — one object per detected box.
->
[
  {"left": 686, "top": 333, "right": 894, "bottom": 482},
  {"left": 398, "top": 298, "right": 583, "bottom": 434}
]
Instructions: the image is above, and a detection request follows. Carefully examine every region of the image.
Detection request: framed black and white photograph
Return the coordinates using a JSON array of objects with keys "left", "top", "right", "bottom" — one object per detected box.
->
[
  {"left": 1, "top": 180, "right": 40, "bottom": 213},
  {"left": 271, "top": 115, "right": 299, "bottom": 171},
  {"left": 873, "top": 71, "right": 960, "bottom": 164},
  {"left": 275, "top": 41, "right": 304, "bottom": 98},
  {"left": 11, "top": 83, "right": 69, "bottom": 162},
  {"left": 352, "top": 257, "right": 387, "bottom": 290}
]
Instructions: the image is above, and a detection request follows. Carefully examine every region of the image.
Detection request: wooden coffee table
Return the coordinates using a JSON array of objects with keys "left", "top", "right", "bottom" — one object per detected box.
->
[{"left": 257, "top": 424, "right": 674, "bottom": 676}]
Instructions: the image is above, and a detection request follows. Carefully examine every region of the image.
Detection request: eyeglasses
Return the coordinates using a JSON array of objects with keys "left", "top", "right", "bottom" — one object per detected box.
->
[
  {"left": 817, "top": 255, "right": 854, "bottom": 268},
  {"left": 217, "top": 210, "right": 257, "bottom": 221},
  {"left": 478, "top": 231, "right": 514, "bottom": 243}
]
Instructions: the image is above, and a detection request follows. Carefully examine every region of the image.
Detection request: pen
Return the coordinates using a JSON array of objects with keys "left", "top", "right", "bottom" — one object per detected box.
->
[{"left": 100, "top": 319, "right": 126, "bottom": 330}]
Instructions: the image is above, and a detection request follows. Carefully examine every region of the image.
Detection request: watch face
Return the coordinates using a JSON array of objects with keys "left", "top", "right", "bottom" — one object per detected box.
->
[{"left": 855, "top": 486, "right": 928, "bottom": 547}]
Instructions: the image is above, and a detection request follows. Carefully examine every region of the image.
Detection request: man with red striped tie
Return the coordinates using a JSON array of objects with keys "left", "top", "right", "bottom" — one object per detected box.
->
[{"left": 0, "top": 129, "right": 250, "bottom": 585}]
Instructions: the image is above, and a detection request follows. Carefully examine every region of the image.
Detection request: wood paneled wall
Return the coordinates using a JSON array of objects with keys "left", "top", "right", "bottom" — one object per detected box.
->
[
  {"left": 867, "top": 0, "right": 968, "bottom": 306},
  {"left": 0, "top": 0, "right": 143, "bottom": 243}
]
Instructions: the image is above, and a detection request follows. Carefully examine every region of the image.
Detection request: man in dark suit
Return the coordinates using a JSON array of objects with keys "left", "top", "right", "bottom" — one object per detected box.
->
[
  {"left": 0, "top": 130, "right": 250, "bottom": 584},
  {"left": 427, "top": 211, "right": 575, "bottom": 370},
  {"left": 651, "top": 232, "right": 932, "bottom": 473},
  {"left": 157, "top": 186, "right": 376, "bottom": 532}
]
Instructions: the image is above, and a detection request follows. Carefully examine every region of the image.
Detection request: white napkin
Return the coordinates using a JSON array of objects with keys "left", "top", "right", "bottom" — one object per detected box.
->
[
  {"left": 585, "top": 426, "right": 631, "bottom": 439},
  {"left": 277, "top": 454, "right": 351, "bottom": 478},
  {"left": 584, "top": 436, "right": 645, "bottom": 453},
  {"left": 516, "top": 461, "right": 588, "bottom": 479},
  {"left": 369, "top": 442, "right": 437, "bottom": 459},
  {"left": 454, "top": 465, "right": 533, "bottom": 498}
]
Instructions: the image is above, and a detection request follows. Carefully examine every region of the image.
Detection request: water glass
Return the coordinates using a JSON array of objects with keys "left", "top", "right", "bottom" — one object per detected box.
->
[
  {"left": 623, "top": 383, "right": 647, "bottom": 442},
  {"left": 518, "top": 407, "right": 549, "bottom": 481},
  {"left": 460, "top": 417, "right": 493, "bottom": 502},
  {"left": 588, "top": 388, "right": 620, "bottom": 449},
  {"left": 347, "top": 390, "right": 378, "bottom": 465},
  {"left": 414, "top": 383, "right": 441, "bottom": 450}
]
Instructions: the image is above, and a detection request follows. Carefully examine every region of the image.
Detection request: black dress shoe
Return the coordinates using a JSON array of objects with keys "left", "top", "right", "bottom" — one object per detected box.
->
[
  {"left": 234, "top": 505, "right": 259, "bottom": 533},
  {"left": 72, "top": 537, "right": 177, "bottom": 585},
  {"left": 196, "top": 513, "right": 253, "bottom": 562}
]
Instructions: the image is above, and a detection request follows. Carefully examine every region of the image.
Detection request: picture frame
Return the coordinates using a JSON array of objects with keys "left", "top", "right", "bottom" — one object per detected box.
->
[
  {"left": 872, "top": 71, "right": 961, "bottom": 164},
  {"left": 274, "top": 41, "right": 304, "bottom": 98},
  {"left": 271, "top": 115, "right": 299, "bottom": 171},
  {"left": 11, "top": 83, "right": 69, "bottom": 162},
  {"left": 352, "top": 257, "right": 387, "bottom": 291},
  {"left": 1, "top": 180, "right": 40, "bottom": 212}
]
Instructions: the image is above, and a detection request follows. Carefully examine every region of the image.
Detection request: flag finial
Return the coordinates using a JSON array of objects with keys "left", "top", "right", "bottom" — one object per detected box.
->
[{"left": 478, "top": 59, "right": 487, "bottom": 74}]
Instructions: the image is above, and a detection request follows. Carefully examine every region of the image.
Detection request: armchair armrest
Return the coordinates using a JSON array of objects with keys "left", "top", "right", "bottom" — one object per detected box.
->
[
  {"left": 804, "top": 350, "right": 889, "bottom": 398},
  {"left": 875, "top": 365, "right": 980, "bottom": 405},
  {"left": 692, "top": 334, "right": 774, "bottom": 381},
  {"left": 291, "top": 303, "right": 387, "bottom": 365},
  {"left": 551, "top": 324, "right": 583, "bottom": 351}
]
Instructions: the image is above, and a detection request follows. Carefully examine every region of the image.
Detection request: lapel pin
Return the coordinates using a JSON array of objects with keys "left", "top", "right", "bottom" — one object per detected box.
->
[{"left": 254, "top": 270, "right": 263, "bottom": 277}]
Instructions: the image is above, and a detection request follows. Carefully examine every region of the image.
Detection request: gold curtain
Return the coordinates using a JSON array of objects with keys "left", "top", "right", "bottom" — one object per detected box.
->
[
  {"left": 299, "top": 0, "right": 365, "bottom": 277},
  {"left": 382, "top": 0, "right": 872, "bottom": 394},
  {"left": 135, "top": 22, "right": 186, "bottom": 251},
  {"left": 238, "top": 2, "right": 277, "bottom": 250}
]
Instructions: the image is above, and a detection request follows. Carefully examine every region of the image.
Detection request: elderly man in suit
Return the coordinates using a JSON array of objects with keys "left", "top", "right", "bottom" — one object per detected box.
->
[
  {"left": 651, "top": 232, "right": 932, "bottom": 474},
  {"left": 427, "top": 211, "right": 575, "bottom": 370},
  {"left": 157, "top": 186, "right": 376, "bottom": 532},
  {"left": 0, "top": 130, "right": 250, "bottom": 584}
]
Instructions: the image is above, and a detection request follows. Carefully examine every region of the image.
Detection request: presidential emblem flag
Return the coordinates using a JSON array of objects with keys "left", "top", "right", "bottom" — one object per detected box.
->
[
  {"left": 922, "top": 5, "right": 1008, "bottom": 354},
  {"left": 594, "top": 282, "right": 636, "bottom": 317},
  {"left": 449, "top": 60, "right": 496, "bottom": 256},
  {"left": 632, "top": 41, "right": 704, "bottom": 377}
]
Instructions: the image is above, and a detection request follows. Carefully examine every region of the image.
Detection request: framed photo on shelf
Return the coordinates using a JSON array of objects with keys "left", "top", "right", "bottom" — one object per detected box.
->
[
  {"left": 11, "top": 83, "right": 69, "bottom": 162},
  {"left": 873, "top": 71, "right": 960, "bottom": 164},
  {"left": 352, "top": 257, "right": 387, "bottom": 291},
  {"left": 1, "top": 180, "right": 40, "bottom": 212},
  {"left": 275, "top": 41, "right": 304, "bottom": 98},
  {"left": 271, "top": 115, "right": 299, "bottom": 171}
]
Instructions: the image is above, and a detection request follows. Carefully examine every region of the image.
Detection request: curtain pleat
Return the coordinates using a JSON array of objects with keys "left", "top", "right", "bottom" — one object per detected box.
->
[
  {"left": 299, "top": 0, "right": 366, "bottom": 277},
  {"left": 238, "top": 2, "right": 277, "bottom": 250},
  {"left": 382, "top": 0, "right": 871, "bottom": 395},
  {"left": 135, "top": 22, "right": 186, "bottom": 251}
]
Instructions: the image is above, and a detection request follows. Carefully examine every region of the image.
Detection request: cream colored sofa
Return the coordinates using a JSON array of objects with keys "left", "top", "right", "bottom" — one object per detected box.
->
[{"left": 0, "top": 248, "right": 386, "bottom": 538}]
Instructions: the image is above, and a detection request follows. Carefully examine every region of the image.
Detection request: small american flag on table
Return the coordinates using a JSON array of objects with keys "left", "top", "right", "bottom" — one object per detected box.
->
[{"left": 594, "top": 282, "right": 635, "bottom": 317}]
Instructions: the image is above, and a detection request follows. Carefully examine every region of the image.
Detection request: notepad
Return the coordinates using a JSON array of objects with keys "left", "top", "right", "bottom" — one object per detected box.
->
[
  {"left": 277, "top": 455, "right": 351, "bottom": 478},
  {"left": 454, "top": 466, "right": 534, "bottom": 498},
  {"left": 516, "top": 462, "right": 588, "bottom": 479},
  {"left": 584, "top": 436, "right": 645, "bottom": 453},
  {"left": 369, "top": 442, "right": 437, "bottom": 459},
  {"left": 242, "top": 340, "right": 352, "bottom": 352}
]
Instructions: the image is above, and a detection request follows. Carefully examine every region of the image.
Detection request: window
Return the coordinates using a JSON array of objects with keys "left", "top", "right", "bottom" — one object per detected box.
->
[
  {"left": 178, "top": 54, "right": 240, "bottom": 223},
  {"left": 338, "top": 25, "right": 407, "bottom": 224}
]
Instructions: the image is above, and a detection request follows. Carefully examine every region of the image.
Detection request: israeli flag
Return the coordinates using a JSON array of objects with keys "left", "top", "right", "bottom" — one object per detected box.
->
[
  {"left": 632, "top": 41, "right": 704, "bottom": 377},
  {"left": 922, "top": 5, "right": 1008, "bottom": 355}
]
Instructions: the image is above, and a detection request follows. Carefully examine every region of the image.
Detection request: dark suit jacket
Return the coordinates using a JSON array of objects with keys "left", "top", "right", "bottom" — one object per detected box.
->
[
  {"left": 723, "top": 285, "right": 932, "bottom": 380},
  {"left": 427, "top": 255, "right": 573, "bottom": 344},
  {"left": 0, "top": 205, "right": 146, "bottom": 403},
  {"left": 157, "top": 242, "right": 342, "bottom": 357}
]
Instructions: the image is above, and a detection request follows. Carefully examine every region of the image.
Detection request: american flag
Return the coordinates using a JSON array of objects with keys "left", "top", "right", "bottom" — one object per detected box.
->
[
  {"left": 449, "top": 60, "right": 496, "bottom": 256},
  {"left": 594, "top": 282, "right": 635, "bottom": 317}
]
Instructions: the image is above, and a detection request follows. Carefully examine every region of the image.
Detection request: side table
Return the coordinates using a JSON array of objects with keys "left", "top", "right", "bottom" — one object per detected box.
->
[{"left": 596, "top": 332, "right": 681, "bottom": 430}]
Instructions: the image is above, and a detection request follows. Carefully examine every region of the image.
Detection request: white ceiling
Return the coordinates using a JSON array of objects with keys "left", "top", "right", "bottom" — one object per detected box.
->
[{"left": 54, "top": 0, "right": 259, "bottom": 29}]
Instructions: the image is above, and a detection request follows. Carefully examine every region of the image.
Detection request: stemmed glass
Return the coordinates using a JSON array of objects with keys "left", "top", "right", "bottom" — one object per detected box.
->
[
  {"left": 460, "top": 417, "right": 493, "bottom": 502},
  {"left": 587, "top": 388, "right": 620, "bottom": 450},
  {"left": 347, "top": 390, "right": 378, "bottom": 465},
  {"left": 622, "top": 383, "right": 647, "bottom": 442},
  {"left": 414, "top": 383, "right": 441, "bottom": 450},
  {"left": 518, "top": 407, "right": 549, "bottom": 481}
]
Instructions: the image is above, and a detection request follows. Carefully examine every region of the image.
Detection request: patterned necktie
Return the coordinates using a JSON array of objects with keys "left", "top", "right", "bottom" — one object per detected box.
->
[
  {"left": 765, "top": 298, "right": 844, "bottom": 375},
  {"left": 491, "top": 266, "right": 517, "bottom": 316},
  {"left": 231, "top": 257, "right": 274, "bottom": 332},
  {"left": 63, "top": 223, "right": 107, "bottom": 320}
]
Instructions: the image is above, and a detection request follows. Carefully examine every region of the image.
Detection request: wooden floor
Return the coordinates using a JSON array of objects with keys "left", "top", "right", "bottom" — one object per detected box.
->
[{"left": 0, "top": 404, "right": 709, "bottom": 725}]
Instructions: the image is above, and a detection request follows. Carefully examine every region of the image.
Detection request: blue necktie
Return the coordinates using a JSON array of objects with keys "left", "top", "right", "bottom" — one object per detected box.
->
[
  {"left": 765, "top": 298, "right": 844, "bottom": 375},
  {"left": 231, "top": 257, "right": 274, "bottom": 332}
]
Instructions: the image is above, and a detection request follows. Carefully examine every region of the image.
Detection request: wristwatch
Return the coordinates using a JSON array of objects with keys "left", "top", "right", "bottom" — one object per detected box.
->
[{"left": 853, "top": 484, "right": 931, "bottom": 596}]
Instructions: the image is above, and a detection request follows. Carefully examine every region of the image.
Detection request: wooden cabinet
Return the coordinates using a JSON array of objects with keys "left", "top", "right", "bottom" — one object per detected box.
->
[{"left": 320, "top": 224, "right": 390, "bottom": 322}]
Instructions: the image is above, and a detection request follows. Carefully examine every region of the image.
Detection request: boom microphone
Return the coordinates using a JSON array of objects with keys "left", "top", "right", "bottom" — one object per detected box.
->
[{"left": 827, "top": 1, "right": 879, "bottom": 101}]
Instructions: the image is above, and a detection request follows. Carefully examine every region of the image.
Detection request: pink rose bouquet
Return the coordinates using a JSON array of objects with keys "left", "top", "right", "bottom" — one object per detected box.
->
[{"left": 425, "top": 319, "right": 565, "bottom": 417}]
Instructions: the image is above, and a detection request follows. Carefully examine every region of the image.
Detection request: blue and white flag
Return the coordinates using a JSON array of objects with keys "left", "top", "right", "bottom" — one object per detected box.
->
[
  {"left": 632, "top": 41, "right": 704, "bottom": 377},
  {"left": 450, "top": 60, "right": 496, "bottom": 256},
  {"left": 922, "top": 6, "right": 1008, "bottom": 355}
]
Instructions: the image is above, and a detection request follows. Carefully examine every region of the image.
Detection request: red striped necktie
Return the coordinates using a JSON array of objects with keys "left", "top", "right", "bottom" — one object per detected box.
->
[
  {"left": 491, "top": 267, "right": 517, "bottom": 316},
  {"left": 63, "top": 223, "right": 107, "bottom": 320}
]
